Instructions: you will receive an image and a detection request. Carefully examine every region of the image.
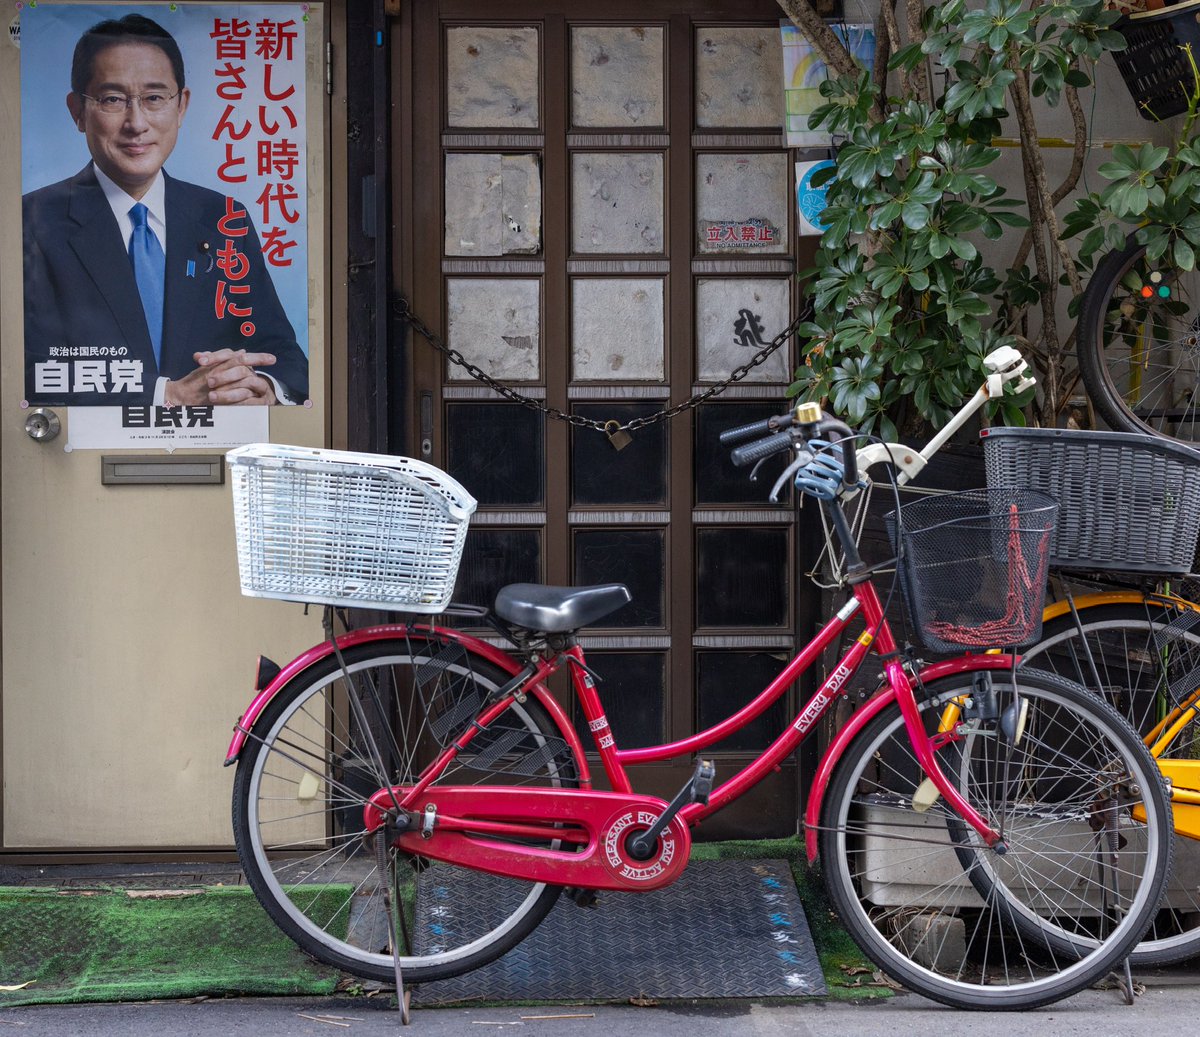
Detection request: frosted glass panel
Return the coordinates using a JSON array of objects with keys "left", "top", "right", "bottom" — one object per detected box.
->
[
  {"left": 572, "top": 153, "right": 664, "bottom": 254},
  {"left": 446, "top": 278, "right": 540, "bottom": 381},
  {"left": 445, "top": 154, "right": 542, "bottom": 257},
  {"left": 696, "top": 278, "right": 791, "bottom": 383},
  {"left": 695, "top": 27, "right": 784, "bottom": 128},
  {"left": 571, "top": 26, "right": 665, "bottom": 128},
  {"left": 696, "top": 153, "right": 789, "bottom": 254},
  {"left": 446, "top": 26, "right": 539, "bottom": 128},
  {"left": 572, "top": 279, "right": 664, "bottom": 380}
]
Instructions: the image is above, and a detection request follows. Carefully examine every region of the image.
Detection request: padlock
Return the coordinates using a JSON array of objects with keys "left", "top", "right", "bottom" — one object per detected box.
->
[{"left": 604, "top": 420, "right": 633, "bottom": 451}]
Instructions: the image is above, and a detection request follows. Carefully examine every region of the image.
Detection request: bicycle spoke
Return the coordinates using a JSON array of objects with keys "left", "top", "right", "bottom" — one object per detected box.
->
[
  {"left": 233, "top": 636, "right": 583, "bottom": 984},
  {"left": 819, "top": 670, "right": 1170, "bottom": 1009}
]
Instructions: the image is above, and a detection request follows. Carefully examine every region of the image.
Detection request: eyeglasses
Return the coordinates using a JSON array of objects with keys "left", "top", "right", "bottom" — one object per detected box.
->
[{"left": 80, "top": 91, "right": 180, "bottom": 115}]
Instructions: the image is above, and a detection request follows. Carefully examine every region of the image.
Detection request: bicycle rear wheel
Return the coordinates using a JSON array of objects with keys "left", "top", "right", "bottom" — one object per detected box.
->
[
  {"left": 1021, "top": 600, "right": 1200, "bottom": 964},
  {"left": 231, "top": 632, "right": 584, "bottom": 983},
  {"left": 819, "top": 668, "right": 1172, "bottom": 1010},
  {"left": 1077, "top": 236, "right": 1200, "bottom": 444}
]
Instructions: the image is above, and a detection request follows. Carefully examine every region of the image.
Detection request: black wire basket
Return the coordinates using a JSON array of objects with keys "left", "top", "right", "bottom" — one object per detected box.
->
[
  {"left": 1113, "top": 2, "right": 1200, "bottom": 121},
  {"left": 886, "top": 488, "right": 1058, "bottom": 654}
]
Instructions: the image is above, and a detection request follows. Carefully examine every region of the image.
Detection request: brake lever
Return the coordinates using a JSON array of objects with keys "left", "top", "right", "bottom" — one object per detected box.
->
[{"left": 769, "top": 450, "right": 813, "bottom": 503}]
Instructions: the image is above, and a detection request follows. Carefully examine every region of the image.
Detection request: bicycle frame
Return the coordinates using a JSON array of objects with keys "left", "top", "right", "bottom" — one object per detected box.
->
[{"left": 228, "top": 570, "right": 1014, "bottom": 894}]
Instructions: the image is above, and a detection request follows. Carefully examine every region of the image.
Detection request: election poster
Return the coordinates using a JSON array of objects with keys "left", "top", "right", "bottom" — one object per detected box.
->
[{"left": 19, "top": 2, "right": 312, "bottom": 447}]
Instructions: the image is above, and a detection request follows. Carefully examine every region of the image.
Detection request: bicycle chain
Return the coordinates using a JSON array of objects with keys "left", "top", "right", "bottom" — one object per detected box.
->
[{"left": 393, "top": 294, "right": 812, "bottom": 436}]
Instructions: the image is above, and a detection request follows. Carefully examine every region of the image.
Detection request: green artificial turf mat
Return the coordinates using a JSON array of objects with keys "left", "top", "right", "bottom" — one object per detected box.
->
[{"left": 0, "top": 885, "right": 348, "bottom": 1006}]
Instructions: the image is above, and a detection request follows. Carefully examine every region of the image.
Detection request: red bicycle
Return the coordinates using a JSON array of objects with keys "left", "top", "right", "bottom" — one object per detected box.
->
[{"left": 224, "top": 408, "right": 1171, "bottom": 1012}]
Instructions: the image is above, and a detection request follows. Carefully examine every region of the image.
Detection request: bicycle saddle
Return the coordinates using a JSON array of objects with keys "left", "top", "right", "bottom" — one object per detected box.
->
[{"left": 495, "top": 583, "right": 632, "bottom": 632}]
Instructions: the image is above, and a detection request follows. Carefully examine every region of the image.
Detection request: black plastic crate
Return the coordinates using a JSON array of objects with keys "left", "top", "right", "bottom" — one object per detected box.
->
[{"left": 1114, "top": 2, "right": 1200, "bottom": 121}]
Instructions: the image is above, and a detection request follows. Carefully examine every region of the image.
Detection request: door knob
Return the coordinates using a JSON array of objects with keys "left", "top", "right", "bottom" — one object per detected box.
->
[{"left": 25, "top": 408, "right": 61, "bottom": 442}]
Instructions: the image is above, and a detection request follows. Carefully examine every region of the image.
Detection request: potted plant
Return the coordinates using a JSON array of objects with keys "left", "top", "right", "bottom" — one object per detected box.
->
[{"left": 776, "top": 0, "right": 1129, "bottom": 437}]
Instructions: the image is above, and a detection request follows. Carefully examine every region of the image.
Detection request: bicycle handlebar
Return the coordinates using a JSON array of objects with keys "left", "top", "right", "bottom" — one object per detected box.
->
[
  {"left": 726, "top": 407, "right": 858, "bottom": 495},
  {"left": 729, "top": 425, "right": 798, "bottom": 467},
  {"left": 814, "top": 415, "right": 858, "bottom": 489},
  {"left": 719, "top": 412, "right": 795, "bottom": 447},
  {"left": 724, "top": 346, "right": 1034, "bottom": 498}
]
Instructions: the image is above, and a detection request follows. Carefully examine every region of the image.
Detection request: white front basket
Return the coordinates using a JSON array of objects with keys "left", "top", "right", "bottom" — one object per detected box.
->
[{"left": 228, "top": 443, "right": 477, "bottom": 612}]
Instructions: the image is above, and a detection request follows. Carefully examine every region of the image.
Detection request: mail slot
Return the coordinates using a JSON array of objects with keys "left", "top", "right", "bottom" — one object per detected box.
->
[{"left": 101, "top": 454, "right": 225, "bottom": 486}]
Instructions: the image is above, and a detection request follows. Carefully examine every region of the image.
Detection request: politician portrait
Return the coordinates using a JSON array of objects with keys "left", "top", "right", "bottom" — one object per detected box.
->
[{"left": 21, "top": 5, "right": 310, "bottom": 407}]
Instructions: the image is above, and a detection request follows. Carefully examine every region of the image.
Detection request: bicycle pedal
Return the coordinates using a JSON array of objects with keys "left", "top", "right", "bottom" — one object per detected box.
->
[{"left": 565, "top": 887, "right": 600, "bottom": 909}]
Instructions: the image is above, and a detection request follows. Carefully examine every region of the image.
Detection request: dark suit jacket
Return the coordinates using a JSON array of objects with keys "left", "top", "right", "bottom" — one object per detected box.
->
[{"left": 22, "top": 165, "right": 309, "bottom": 406}]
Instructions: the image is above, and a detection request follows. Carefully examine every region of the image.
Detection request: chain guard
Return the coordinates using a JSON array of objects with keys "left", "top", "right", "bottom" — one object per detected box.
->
[{"left": 375, "top": 785, "right": 693, "bottom": 892}]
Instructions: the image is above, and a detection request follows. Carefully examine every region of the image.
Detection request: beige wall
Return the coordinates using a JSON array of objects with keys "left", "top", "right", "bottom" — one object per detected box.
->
[{"left": 0, "top": 2, "right": 341, "bottom": 849}]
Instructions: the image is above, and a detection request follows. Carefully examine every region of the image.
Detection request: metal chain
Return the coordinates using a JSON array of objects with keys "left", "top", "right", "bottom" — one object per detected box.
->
[{"left": 393, "top": 294, "right": 813, "bottom": 435}]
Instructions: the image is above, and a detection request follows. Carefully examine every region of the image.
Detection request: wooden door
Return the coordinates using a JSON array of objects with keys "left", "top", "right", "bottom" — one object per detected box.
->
[{"left": 397, "top": 0, "right": 813, "bottom": 836}]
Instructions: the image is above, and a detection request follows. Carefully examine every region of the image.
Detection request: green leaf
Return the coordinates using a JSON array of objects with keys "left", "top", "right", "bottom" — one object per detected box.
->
[
  {"left": 1176, "top": 236, "right": 1196, "bottom": 271},
  {"left": 889, "top": 42, "right": 926, "bottom": 72},
  {"left": 1079, "top": 225, "right": 1106, "bottom": 260},
  {"left": 901, "top": 200, "right": 931, "bottom": 230},
  {"left": 948, "top": 236, "right": 979, "bottom": 260}
]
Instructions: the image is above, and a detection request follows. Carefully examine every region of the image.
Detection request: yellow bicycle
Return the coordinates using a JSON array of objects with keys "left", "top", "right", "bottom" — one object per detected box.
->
[{"left": 982, "top": 423, "right": 1200, "bottom": 965}]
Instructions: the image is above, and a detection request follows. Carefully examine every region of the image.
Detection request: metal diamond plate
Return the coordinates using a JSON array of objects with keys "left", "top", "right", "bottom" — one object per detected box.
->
[{"left": 412, "top": 858, "right": 825, "bottom": 1004}]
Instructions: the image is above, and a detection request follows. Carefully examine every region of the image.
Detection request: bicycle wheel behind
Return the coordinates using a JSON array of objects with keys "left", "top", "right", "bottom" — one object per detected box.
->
[
  {"left": 1077, "top": 236, "right": 1200, "bottom": 444},
  {"left": 231, "top": 631, "right": 585, "bottom": 983},
  {"left": 819, "top": 667, "right": 1172, "bottom": 1010},
  {"left": 1021, "top": 599, "right": 1200, "bottom": 965}
]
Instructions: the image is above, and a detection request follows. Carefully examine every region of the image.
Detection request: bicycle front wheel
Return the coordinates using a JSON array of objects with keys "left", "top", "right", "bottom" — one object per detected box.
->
[
  {"left": 231, "top": 632, "right": 584, "bottom": 983},
  {"left": 1077, "top": 236, "right": 1200, "bottom": 443},
  {"left": 819, "top": 668, "right": 1172, "bottom": 1010},
  {"left": 1021, "top": 600, "right": 1200, "bottom": 964}
]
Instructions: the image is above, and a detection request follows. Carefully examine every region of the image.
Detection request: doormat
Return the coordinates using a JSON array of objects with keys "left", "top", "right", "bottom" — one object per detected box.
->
[
  {"left": 0, "top": 886, "right": 345, "bottom": 1006},
  {"left": 412, "top": 858, "right": 826, "bottom": 1005}
]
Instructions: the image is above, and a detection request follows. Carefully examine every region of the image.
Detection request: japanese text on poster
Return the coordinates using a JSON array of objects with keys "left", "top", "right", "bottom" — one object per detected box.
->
[{"left": 20, "top": 3, "right": 310, "bottom": 434}]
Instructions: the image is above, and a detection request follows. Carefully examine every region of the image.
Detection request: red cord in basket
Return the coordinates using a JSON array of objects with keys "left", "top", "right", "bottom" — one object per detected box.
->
[{"left": 926, "top": 503, "right": 1051, "bottom": 648}]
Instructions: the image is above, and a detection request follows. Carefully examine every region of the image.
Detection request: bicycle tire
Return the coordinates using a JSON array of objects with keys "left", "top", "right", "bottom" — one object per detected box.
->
[
  {"left": 231, "top": 632, "right": 584, "bottom": 983},
  {"left": 1077, "top": 236, "right": 1200, "bottom": 444},
  {"left": 819, "top": 668, "right": 1172, "bottom": 1010},
  {"left": 1021, "top": 600, "right": 1200, "bottom": 965}
]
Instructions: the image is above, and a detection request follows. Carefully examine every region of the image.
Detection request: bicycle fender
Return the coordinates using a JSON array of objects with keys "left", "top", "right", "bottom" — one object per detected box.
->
[
  {"left": 802, "top": 654, "right": 1018, "bottom": 863},
  {"left": 222, "top": 624, "right": 585, "bottom": 774},
  {"left": 1041, "top": 589, "right": 1199, "bottom": 624}
]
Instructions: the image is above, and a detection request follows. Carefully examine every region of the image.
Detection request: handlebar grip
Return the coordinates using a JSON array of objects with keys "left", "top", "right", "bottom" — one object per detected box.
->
[
  {"left": 718, "top": 412, "right": 793, "bottom": 447},
  {"left": 730, "top": 431, "right": 796, "bottom": 468}
]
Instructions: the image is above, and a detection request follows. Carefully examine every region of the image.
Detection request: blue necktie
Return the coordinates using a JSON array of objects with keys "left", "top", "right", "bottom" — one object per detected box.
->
[{"left": 129, "top": 202, "right": 165, "bottom": 366}]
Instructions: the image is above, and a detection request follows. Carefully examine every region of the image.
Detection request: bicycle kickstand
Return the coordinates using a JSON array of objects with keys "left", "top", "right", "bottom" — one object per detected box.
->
[
  {"left": 1115, "top": 956, "right": 1136, "bottom": 1007},
  {"left": 375, "top": 829, "right": 413, "bottom": 1025},
  {"left": 1097, "top": 794, "right": 1137, "bottom": 1007}
]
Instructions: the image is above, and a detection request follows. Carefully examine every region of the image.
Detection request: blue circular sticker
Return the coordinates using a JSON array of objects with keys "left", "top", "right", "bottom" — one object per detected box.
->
[{"left": 796, "top": 160, "right": 835, "bottom": 235}]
